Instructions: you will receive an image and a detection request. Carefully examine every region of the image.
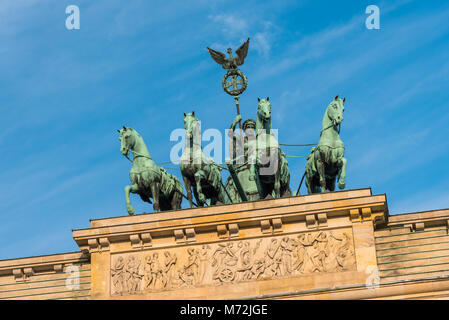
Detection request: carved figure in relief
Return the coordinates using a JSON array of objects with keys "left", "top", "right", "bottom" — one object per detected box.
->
[
  {"left": 279, "top": 237, "right": 294, "bottom": 276},
  {"left": 336, "top": 233, "right": 355, "bottom": 270},
  {"left": 153, "top": 253, "right": 164, "bottom": 289},
  {"left": 163, "top": 251, "right": 177, "bottom": 288},
  {"left": 309, "top": 241, "right": 328, "bottom": 273},
  {"left": 125, "top": 255, "right": 143, "bottom": 294},
  {"left": 314, "top": 231, "right": 328, "bottom": 244},
  {"left": 236, "top": 240, "right": 260, "bottom": 281},
  {"left": 146, "top": 253, "right": 164, "bottom": 289},
  {"left": 198, "top": 245, "right": 211, "bottom": 283},
  {"left": 144, "top": 255, "right": 153, "bottom": 289},
  {"left": 179, "top": 248, "right": 200, "bottom": 286},
  {"left": 265, "top": 239, "right": 283, "bottom": 277},
  {"left": 292, "top": 234, "right": 308, "bottom": 272},
  {"left": 111, "top": 256, "right": 125, "bottom": 294},
  {"left": 251, "top": 258, "right": 267, "bottom": 279},
  {"left": 212, "top": 242, "right": 239, "bottom": 283}
]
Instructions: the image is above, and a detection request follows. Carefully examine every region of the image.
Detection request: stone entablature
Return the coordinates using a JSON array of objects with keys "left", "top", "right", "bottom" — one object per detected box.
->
[
  {"left": 0, "top": 251, "right": 89, "bottom": 279},
  {"left": 72, "top": 188, "right": 388, "bottom": 299},
  {"left": 0, "top": 252, "right": 90, "bottom": 300},
  {"left": 72, "top": 188, "right": 386, "bottom": 252}
]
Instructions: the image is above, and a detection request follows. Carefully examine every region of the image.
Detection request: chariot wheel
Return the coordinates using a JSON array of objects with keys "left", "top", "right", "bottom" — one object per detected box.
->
[{"left": 219, "top": 268, "right": 235, "bottom": 282}]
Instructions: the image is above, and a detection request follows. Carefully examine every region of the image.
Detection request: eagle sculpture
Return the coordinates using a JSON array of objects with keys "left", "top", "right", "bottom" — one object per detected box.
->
[{"left": 207, "top": 38, "right": 250, "bottom": 70}]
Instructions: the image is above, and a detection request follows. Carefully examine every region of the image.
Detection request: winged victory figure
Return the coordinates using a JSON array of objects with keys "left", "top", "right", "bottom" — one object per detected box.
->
[{"left": 207, "top": 38, "right": 250, "bottom": 70}]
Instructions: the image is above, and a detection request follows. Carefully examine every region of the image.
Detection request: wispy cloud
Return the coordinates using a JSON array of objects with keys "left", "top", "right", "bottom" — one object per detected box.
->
[{"left": 208, "top": 14, "right": 249, "bottom": 37}]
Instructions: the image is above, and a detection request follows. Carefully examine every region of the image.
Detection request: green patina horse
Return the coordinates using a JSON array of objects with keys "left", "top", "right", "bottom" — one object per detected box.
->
[
  {"left": 305, "top": 96, "right": 347, "bottom": 193},
  {"left": 180, "top": 112, "right": 228, "bottom": 207},
  {"left": 255, "top": 97, "right": 284, "bottom": 198},
  {"left": 119, "top": 127, "right": 182, "bottom": 214}
]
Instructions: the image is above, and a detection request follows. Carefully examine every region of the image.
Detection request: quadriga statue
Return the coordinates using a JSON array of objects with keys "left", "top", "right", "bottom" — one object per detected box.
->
[
  {"left": 118, "top": 127, "right": 183, "bottom": 214},
  {"left": 180, "top": 112, "right": 228, "bottom": 207},
  {"left": 305, "top": 96, "right": 347, "bottom": 193}
]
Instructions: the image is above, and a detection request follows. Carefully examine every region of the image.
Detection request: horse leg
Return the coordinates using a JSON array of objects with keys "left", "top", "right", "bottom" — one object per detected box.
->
[
  {"left": 338, "top": 156, "right": 347, "bottom": 189},
  {"left": 182, "top": 175, "right": 194, "bottom": 208},
  {"left": 171, "top": 185, "right": 182, "bottom": 210},
  {"left": 304, "top": 159, "right": 313, "bottom": 195},
  {"left": 304, "top": 173, "right": 311, "bottom": 194},
  {"left": 215, "top": 182, "right": 225, "bottom": 204},
  {"left": 150, "top": 182, "right": 160, "bottom": 212},
  {"left": 316, "top": 158, "right": 326, "bottom": 192},
  {"left": 307, "top": 175, "right": 315, "bottom": 194},
  {"left": 274, "top": 160, "right": 281, "bottom": 198},
  {"left": 124, "top": 184, "right": 139, "bottom": 215},
  {"left": 194, "top": 171, "right": 206, "bottom": 205},
  {"left": 327, "top": 176, "right": 336, "bottom": 192},
  {"left": 174, "top": 179, "right": 183, "bottom": 210}
]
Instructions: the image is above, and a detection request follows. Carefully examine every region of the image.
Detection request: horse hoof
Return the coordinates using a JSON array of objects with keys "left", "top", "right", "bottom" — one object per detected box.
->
[
  {"left": 338, "top": 182, "right": 346, "bottom": 189},
  {"left": 127, "top": 206, "right": 135, "bottom": 215}
]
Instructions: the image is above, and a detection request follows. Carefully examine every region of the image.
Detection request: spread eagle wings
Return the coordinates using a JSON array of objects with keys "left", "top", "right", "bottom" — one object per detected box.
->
[
  {"left": 235, "top": 37, "right": 250, "bottom": 65},
  {"left": 207, "top": 47, "right": 227, "bottom": 67},
  {"left": 207, "top": 38, "right": 250, "bottom": 69}
]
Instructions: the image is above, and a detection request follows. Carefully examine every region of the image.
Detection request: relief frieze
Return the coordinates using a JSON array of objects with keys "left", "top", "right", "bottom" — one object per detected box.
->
[{"left": 110, "top": 230, "right": 356, "bottom": 295}]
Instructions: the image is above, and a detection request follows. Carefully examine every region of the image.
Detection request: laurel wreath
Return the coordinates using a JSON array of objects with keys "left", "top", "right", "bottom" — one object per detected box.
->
[{"left": 222, "top": 69, "right": 248, "bottom": 96}]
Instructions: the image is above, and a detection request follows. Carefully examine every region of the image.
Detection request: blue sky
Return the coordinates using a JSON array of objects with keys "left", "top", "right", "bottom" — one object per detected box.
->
[{"left": 1, "top": 0, "right": 449, "bottom": 260}]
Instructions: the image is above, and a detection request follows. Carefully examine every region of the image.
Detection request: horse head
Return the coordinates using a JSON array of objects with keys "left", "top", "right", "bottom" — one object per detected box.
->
[
  {"left": 117, "top": 126, "right": 136, "bottom": 157},
  {"left": 257, "top": 97, "right": 271, "bottom": 123},
  {"left": 326, "top": 95, "right": 345, "bottom": 126},
  {"left": 183, "top": 111, "right": 201, "bottom": 143}
]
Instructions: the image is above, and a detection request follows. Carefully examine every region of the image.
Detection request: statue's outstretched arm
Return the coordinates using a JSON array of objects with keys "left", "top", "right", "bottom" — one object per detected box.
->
[{"left": 229, "top": 114, "right": 242, "bottom": 132}]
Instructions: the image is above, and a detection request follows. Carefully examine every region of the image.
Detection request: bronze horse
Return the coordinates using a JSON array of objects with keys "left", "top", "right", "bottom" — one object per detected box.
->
[
  {"left": 119, "top": 127, "right": 182, "bottom": 214},
  {"left": 180, "top": 112, "right": 227, "bottom": 207},
  {"left": 305, "top": 96, "right": 347, "bottom": 193},
  {"left": 255, "top": 97, "right": 284, "bottom": 198}
]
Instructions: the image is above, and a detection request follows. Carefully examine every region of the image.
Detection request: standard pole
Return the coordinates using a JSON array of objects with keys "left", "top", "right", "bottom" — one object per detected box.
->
[{"left": 234, "top": 96, "right": 243, "bottom": 136}]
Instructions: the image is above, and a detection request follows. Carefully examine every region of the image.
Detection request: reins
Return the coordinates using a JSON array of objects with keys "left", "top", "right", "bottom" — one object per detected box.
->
[
  {"left": 123, "top": 150, "right": 153, "bottom": 163},
  {"left": 320, "top": 121, "right": 341, "bottom": 137}
]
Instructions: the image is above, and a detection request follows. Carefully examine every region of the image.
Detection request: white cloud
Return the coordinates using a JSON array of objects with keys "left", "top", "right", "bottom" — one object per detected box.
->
[
  {"left": 208, "top": 14, "right": 248, "bottom": 37},
  {"left": 253, "top": 30, "right": 271, "bottom": 57},
  {"left": 207, "top": 14, "right": 279, "bottom": 59}
]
